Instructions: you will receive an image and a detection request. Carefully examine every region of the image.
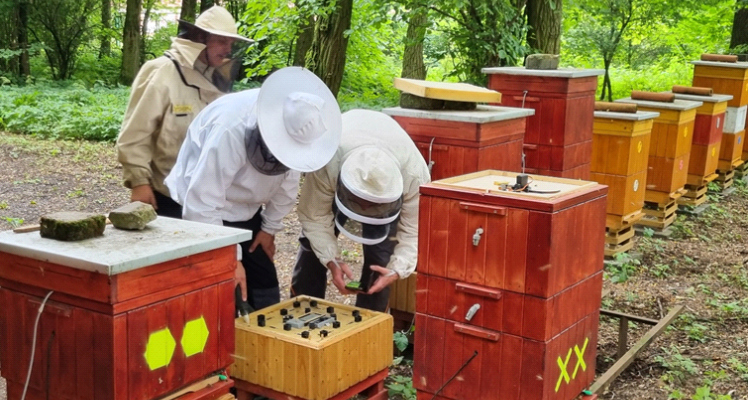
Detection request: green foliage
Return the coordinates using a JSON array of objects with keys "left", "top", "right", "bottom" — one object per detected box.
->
[
  {"left": 676, "top": 313, "right": 711, "bottom": 343},
  {"left": 386, "top": 375, "right": 416, "bottom": 400},
  {"left": 393, "top": 331, "right": 409, "bottom": 353},
  {"left": 2, "top": 217, "right": 24, "bottom": 228},
  {"left": 144, "top": 22, "right": 180, "bottom": 61},
  {"left": 0, "top": 83, "right": 128, "bottom": 141},
  {"left": 605, "top": 252, "right": 640, "bottom": 283},
  {"left": 656, "top": 345, "right": 699, "bottom": 383}
]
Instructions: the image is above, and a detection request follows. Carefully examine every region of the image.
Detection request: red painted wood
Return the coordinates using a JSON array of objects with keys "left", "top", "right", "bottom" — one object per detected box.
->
[
  {"left": 235, "top": 370, "right": 388, "bottom": 400},
  {"left": 392, "top": 115, "right": 527, "bottom": 145},
  {"left": 172, "top": 378, "right": 233, "bottom": 400},
  {"left": 692, "top": 112, "right": 725, "bottom": 145}
]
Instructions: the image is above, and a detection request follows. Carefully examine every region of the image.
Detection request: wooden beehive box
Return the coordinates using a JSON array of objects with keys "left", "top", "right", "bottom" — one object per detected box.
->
[
  {"left": 418, "top": 170, "right": 607, "bottom": 299},
  {"left": 482, "top": 67, "right": 605, "bottom": 178},
  {"left": 691, "top": 60, "right": 748, "bottom": 107},
  {"left": 591, "top": 110, "right": 658, "bottom": 219},
  {"left": 671, "top": 92, "right": 732, "bottom": 184},
  {"left": 0, "top": 218, "right": 250, "bottom": 400},
  {"left": 724, "top": 105, "right": 747, "bottom": 134},
  {"left": 615, "top": 98, "right": 702, "bottom": 198},
  {"left": 388, "top": 271, "right": 417, "bottom": 314},
  {"left": 232, "top": 296, "right": 393, "bottom": 400},
  {"left": 383, "top": 105, "right": 534, "bottom": 180},
  {"left": 718, "top": 129, "right": 745, "bottom": 170}
]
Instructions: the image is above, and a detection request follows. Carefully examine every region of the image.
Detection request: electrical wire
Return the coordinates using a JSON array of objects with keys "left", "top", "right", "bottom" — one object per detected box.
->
[
  {"left": 21, "top": 290, "right": 54, "bottom": 400},
  {"left": 430, "top": 350, "right": 478, "bottom": 400}
]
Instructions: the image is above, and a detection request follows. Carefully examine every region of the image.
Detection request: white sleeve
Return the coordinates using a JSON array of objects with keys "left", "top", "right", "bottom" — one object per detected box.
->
[
  {"left": 297, "top": 166, "right": 339, "bottom": 266},
  {"left": 260, "top": 171, "right": 301, "bottom": 235},
  {"left": 181, "top": 126, "right": 245, "bottom": 226},
  {"left": 387, "top": 164, "right": 431, "bottom": 279}
]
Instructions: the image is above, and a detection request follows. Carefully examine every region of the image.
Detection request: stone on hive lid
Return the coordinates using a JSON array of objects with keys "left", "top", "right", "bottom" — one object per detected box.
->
[
  {"left": 525, "top": 54, "right": 560, "bottom": 70},
  {"left": 39, "top": 211, "right": 106, "bottom": 241},
  {"left": 108, "top": 201, "right": 157, "bottom": 230}
]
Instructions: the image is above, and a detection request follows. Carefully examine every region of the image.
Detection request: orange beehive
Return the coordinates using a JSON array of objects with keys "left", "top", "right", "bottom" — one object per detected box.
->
[
  {"left": 383, "top": 106, "right": 534, "bottom": 180},
  {"left": 691, "top": 60, "right": 748, "bottom": 108},
  {"left": 591, "top": 110, "right": 658, "bottom": 222},
  {"left": 482, "top": 67, "right": 605, "bottom": 179},
  {"left": 0, "top": 218, "right": 250, "bottom": 400},
  {"left": 614, "top": 98, "right": 702, "bottom": 201},
  {"left": 414, "top": 170, "right": 606, "bottom": 400},
  {"left": 718, "top": 129, "right": 745, "bottom": 171},
  {"left": 670, "top": 92, "right": 732, "bottom": 187}
]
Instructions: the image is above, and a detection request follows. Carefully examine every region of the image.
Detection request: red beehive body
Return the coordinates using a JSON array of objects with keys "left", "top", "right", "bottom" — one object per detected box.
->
[
  {"left": 482, "top": 67, "right": 605, "bottom": 179},
  {"left": 384, "top": 106, "right": 534, "bottom": 180},
  {"left": 414, "top": 170, "right": 607, "bottom": 400}
]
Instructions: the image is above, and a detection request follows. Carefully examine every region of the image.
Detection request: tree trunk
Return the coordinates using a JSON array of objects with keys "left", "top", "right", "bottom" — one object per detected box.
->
[
  {"left": 730, "top": 3, "right": 748, "bottom": 51},
  {"left": 401, "top": 7, "right": 428, "bottom": 80},
  {"left": 293, "top": 14, "right": 315, "bottom": 67},
  {"left": 18, "top": 0, "right": 30, "bottom": 76},
  {"left": 120, "top": 0, "right": 142, "bottom": 84},
  {"left": 307, "top": 0, "right": 353, "bottom": 97},
  {"left": 99, "top": 0, "right": 111, "bottom": 59},
  {"left": 201, "top": 0, "right": 215, "bottom": 13},
  {"left": 140, "top": 0, "right": 155, "bottom": 64},
  {"left": 526, "top": 0, "right": 562, "bottom": 54},
  {"left": 180, "top": 0, "right": 197, "bottom": 23},
  {"left": 601, "top": 58, "right": 612, "bottom": 102}
]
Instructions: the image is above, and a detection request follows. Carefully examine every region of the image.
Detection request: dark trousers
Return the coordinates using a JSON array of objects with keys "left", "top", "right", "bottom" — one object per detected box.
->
[
  {"left": 154, "top": 190, "right": 183, "bottom": 219},
  {"left": 225, "top": 209, "right": 281, "bottom": 311},
  {"left": 290, "top": 219, "right": 398, "bottom": 312}
]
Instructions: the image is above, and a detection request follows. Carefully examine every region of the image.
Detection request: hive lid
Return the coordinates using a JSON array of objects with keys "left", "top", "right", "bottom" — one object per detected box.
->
[
  {"left": 0, "top": 217, "right": 252, "bottom": 275},
  {"left": 382, "top": 104, "right": 534, "bottom": 123},
  {"left": 481, "top": 66, "right": 605, "bottom": 78},
  {"left": 593, "top": 110, "right": 660, "bottom": 120},
  {"left": 690, "top": 60, "right": 748, "bottom": 69},
  {"left": 393, "top": 78, "right": 502, "bottom": 103},
  {"left": 668, "top": 91, "right": 734, "bottom": 103},
  {"left": 615, "top": 98, "right": 703, "bottom": 111}
]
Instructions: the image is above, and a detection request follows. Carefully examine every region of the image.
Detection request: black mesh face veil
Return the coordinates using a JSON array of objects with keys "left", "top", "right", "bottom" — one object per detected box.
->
[
  {"left": 246, "top": 125, "right": 290, "bottom": 175},
  {"left": 333, "top": 174, "right": 402, "bottom": 245}
]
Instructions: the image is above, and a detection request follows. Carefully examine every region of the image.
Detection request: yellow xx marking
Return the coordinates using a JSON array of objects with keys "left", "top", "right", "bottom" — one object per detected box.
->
[{"left": 555, "top": 337, "right": 589, "bottom": 392}]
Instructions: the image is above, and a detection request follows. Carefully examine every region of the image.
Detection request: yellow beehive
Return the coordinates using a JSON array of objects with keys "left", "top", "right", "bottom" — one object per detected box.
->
[
  {"left": 388, "top": 271, "right": 417, "bottom": 314},
  {"left": 232, "top": 296, "right": 393, "bottom": 400}
]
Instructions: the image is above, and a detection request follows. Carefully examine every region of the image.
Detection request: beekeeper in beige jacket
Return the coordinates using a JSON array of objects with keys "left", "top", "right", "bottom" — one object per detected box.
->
[
  {"left": 291, "top": 109, "right": 431, "bottom": 311},
  {"left": 116, "top": 6, "right": 252, "bottom": 217}
]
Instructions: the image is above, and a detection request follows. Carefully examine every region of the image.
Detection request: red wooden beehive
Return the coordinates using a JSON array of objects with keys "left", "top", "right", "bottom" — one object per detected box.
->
[
  {"left": 0, "top": 218, "right": 250, "bottom": 400},
  {"left": 414, "top": 170, "right": 607, "bottom": 400},
  {"left": 384, "top": 106, "right": 535, "bottom": 180},
  {"left": 482, "top": 67, "right": 605, "bottom": 179}
]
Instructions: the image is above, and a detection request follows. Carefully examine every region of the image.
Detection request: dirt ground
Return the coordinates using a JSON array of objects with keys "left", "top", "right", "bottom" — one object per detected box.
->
[{"left": 1, "top": 131, "right": 748, "bottom": 400}]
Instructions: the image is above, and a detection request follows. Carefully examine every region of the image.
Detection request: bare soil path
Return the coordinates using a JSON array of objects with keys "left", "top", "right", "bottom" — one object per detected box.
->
[{"left": 2, "top": 131, "right": 748, "bottom": 399}]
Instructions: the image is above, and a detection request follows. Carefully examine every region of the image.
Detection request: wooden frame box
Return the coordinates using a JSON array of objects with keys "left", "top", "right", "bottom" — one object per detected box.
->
[
  {"left": 525, "top": 164, "right": 591, "bottom": 180},
  {"left": 419, "top": 171, "right": 607, "bottom": 299},
  {"left": 384, "top": 106, "right": 534, "bottom": 180},
  {"left": 645, "top": 154, "right": 689, "bottom": 195},
  {"left": 388, "top": 271, "right": 417, "bottom": 314},
  {"left": 590, "top": 170, "right": 647, "bottom": 216},
  {"left": 718, "top": 129, "right": 746, "bottom": 170},
  {"left": 232, "top": 296, "right": 393, "bottom": 400},
  {"left": 688, "top": 142, "right": 720, "bottom": 179},
  {"left": 591, "top": 111, "right": 657, "bottom": 176},
  {"left": 0, "top": 218, "right": 250, "bottom": 400},
  {"left": 691, "top": 60, "right": 748, "bottom": 107},
  {"left": 670, "top": 92, "right": 731, "bottom": 145},
  {"left": 413, "top": 312, "right": 599, "bottom": 400},
  {"left": 523, "top": 140, "right": 592, "bottom": 171}
]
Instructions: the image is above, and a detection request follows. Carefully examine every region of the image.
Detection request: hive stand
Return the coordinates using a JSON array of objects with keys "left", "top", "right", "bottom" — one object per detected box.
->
[
  {"left": 668, "top": 92, "right": 733, "bottom": 211},
  {"left": 614, "top": 97, "right": 703, "bottom": 231},
  {"left": 591, "top": 109, "right": 659, "bottom": 258},
  {"left": 0, "top": 217, "right": 251, "bottom": 400},
  {"left": 482, "top": 67, "right": 605, "bottom": 179},
  {"left": 415, "top": 170, "right": 607, "bottom": 400},
  {"left": 231, "top": 296, "right": 392, "bottom": 400},
  {"left": 691, "top": 60, "right": 748, "bottom": 162}
]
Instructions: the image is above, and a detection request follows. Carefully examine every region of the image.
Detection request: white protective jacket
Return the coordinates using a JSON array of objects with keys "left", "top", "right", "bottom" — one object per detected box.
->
[
  {"left": 117, "top": 38, "right": 225, "bottom": 196},
  {"left": 164, "top": 89, "right": 301, "bottom": 235},
  {"left": 297, "top": 109, "right": 431, "bottom": 279}
]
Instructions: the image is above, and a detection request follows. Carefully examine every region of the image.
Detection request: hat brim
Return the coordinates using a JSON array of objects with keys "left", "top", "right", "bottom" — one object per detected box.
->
[
  {"left": 256, "top": 67, "right": 342, "bottom": 172},
  {"left": 178, "top": 19, "right": 254, "bottom": 43}
]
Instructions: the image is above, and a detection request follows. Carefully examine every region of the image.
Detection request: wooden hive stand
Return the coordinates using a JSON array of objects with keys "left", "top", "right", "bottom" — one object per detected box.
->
[
  {"left": 591, "top": 107, "right": 659, "bottom": 258},
  {"left": 638, "top": 189, "right": 686, "bottom": 231},
  {"left": 231, "top": 296, "right": 392, "bottom": 400},
  {"left": 482, "top": 67, "right": 605, "bottom": 180}
]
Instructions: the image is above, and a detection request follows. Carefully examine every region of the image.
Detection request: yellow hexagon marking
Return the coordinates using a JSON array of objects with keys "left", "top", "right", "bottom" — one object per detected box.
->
[
  {"left": 144, "top": 328, "right": 176, "bottom": 370},
  {"left": 182, "top": 316, "right": 210, "bottom": 357}
]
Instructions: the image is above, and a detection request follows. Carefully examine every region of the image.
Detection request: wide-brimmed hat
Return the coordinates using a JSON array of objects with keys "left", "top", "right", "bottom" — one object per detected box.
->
[
  {"left": 179, "top": 5, "right": 252, "bottom": 43},
  {"left": 256, "top": 67, "right": 342, "bottom": 172}
]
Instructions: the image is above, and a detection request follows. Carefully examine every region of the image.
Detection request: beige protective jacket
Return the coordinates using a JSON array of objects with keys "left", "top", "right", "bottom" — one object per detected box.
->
[
  {"left": 297, "top": 109, "right": 431, "bottom": 279},
  {"left": 116, "top": 38, "right": 225, "bottom": 196}
]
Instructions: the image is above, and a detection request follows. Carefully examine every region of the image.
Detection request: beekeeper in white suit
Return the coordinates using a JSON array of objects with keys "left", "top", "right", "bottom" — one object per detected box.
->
[
  {"left": 165, "top": 67, "right": 342, "bottom": 311},
  {"left": 291, "top": 109, "right": 431, "bottom": 311}
]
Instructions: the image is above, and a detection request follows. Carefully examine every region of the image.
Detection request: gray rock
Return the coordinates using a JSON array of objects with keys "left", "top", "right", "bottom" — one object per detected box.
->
[
  {"left": 40, "top": 212, "right": 106, "bottom": 241},
  {"left": 526, "top": 54, "right": 560, "bottom": 70},
  {"left": 109, "top": 201, "right": 157, "bottom": 230}
]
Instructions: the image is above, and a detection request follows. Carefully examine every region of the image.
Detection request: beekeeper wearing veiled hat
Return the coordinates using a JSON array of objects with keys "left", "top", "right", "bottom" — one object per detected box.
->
[
  {"left": 117, "top": 5, "right": 253, "bottom": 219},
  {"left": 291, "top": 109, "right": 431, "bottom": 312},
  {"left": 165, "top": 67, "right": 342, "bottom": 311}
]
